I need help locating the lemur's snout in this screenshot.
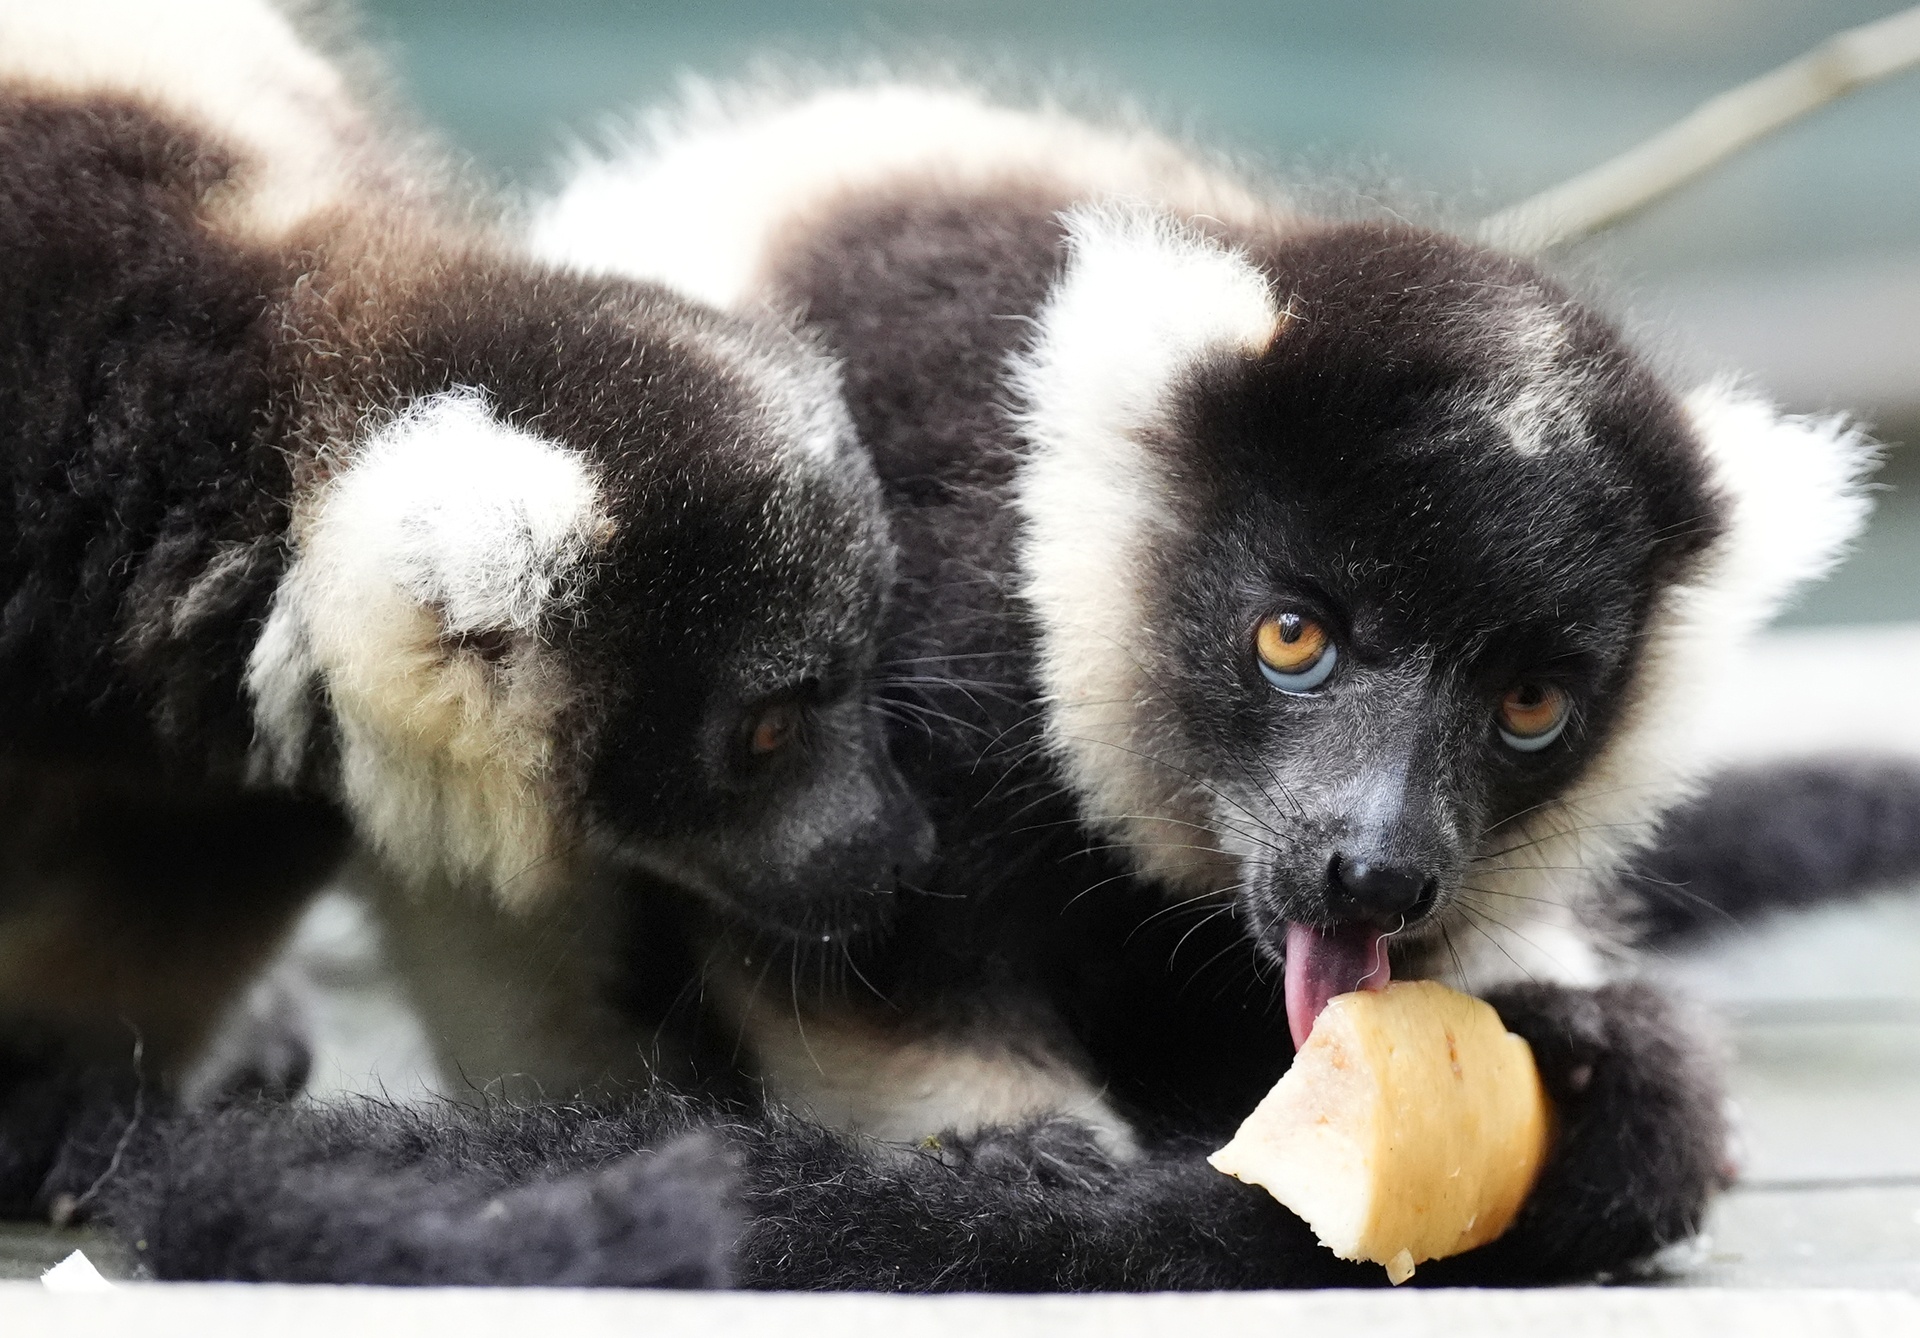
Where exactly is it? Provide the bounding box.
[1324,854,1435,923]
[1276,800,1454,1050]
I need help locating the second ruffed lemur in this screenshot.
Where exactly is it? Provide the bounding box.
[0,1,928,1148]
[531,82,1872,1271]
[530,79,1871,1126]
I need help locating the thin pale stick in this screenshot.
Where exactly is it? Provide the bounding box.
[1481,5,1920,252]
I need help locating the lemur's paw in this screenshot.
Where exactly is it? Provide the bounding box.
[1422,980,1726,1284]
[926,1116,1126,1192]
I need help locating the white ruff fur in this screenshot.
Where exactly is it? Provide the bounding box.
[1440,381,1877,986]
[1013,204,1281,893]
[247,389,610,907]
[530,81,1272,312]
[0,0,374,238]
[358,857,660,1102]
[722,983,1139,1158]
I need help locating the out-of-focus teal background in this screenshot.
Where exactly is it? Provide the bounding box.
[356,0,1920,625]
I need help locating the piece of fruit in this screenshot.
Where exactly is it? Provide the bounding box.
[1208,979,1553,1284]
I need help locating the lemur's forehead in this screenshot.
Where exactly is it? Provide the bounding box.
[1195,461,1651,656]
[410,269,883,561]
[404,264,861,474]
[1176,225,1716,622]
[1249,227,1598,427]
[1166,255,1714,649]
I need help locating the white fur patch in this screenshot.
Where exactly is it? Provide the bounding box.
[322,390,606,637]
[1680,381,1877,626]
[1012,205,1280,891]
[1450,381,1876,979]
[0,0,374,237]
[531,81,1272,312]
[723,987,1139,1159]
[1489,299,1590,456]
[246,389,610,905]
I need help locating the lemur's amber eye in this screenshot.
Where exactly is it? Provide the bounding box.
[1255,613,1337,693]
[747,701,801,757]
[1497,682,1570,752]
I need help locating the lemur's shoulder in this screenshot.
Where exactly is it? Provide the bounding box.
[0,0,431,240]
[532,80,1282,310]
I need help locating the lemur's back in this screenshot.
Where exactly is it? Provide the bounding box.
[0,94,289,761]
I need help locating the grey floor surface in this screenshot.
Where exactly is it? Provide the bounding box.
[5,1284,1920,1338]
[1644,893,1920,1291]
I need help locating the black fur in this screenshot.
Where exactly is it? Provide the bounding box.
[104,1108,736,1287]
[8,75,1831,1290]
[54,188,1741,1290]
[1623,756,1920,944]
[0,96,286,767]
[0,20,923,1156]
[55,979,1719,1289]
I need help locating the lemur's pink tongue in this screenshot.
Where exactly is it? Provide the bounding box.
[1284,921,1391,1050]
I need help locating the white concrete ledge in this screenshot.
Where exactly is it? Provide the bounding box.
[6,1284,1918,1338]
[1700,623,1920,762]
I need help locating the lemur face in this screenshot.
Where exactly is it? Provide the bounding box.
[253,270,930,940]
[570,432,935,943]
[1146,225,1715,938]
[1016,210,1869,1035]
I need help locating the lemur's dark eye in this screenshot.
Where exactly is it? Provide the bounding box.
[1255,612,1337,694]
[746,700,802,757]
[1497,682,1570,752]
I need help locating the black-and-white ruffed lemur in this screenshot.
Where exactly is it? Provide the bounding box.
[0,3,933,1254]
[45,79,1900,1291]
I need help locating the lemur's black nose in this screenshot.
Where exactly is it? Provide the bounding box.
[1326,854,1433,921]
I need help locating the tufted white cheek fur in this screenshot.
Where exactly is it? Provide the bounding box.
[1678,381,1877,625]
[1011,203,1282,893]
[246,389,611,908]
[1446,381,1878,985]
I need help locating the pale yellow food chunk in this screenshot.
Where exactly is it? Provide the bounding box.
[1208,980,1553,1284]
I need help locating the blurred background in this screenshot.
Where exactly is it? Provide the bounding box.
[352,0,1920,626]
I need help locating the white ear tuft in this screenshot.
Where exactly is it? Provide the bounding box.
[1683,380,1878,630]
[319,387,607,634]
[1016,203,1279,444]
[250,389,610,904]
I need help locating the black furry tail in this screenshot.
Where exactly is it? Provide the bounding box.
[1623,756,1920,946]
[46,977,1724,1291]
[0,1049,737,1287]
[71,1098,1359,1291]
[93,1100,739,1287]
